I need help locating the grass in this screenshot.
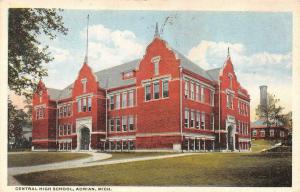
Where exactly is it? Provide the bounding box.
[251,139,276,152]
[14,152,291,187]
[8,152,91,167]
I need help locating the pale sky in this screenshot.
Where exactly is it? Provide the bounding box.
[11,10,292,121]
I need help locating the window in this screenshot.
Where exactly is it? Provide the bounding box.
[201,112,205,129]
[64,124,67,135]
[82,98,87,112]
[227,94,233,109]
[59,125,62,136]
[184,81,189,97]
[110,95,114,110]
[210,113,214,130]
[116,94,120,109]
[260,130,265,137]
[145,84,151,101]
[153,82,160,99]
[152,56,160,75]
[162,81,169,98]
[129,116,134,130]
[184,109,189,128]
[128,91,134,107]
[122,116,127,131]
[210,91,214,106]
[110,119,115,132]
[236,120,240,133]
[196,112,200,129]
[196,85,200,101]
[63,106,67,116]
[67,104,71,116]
[88,97,92,111]
[116,118,121,131]
[280,131,284,137]
[200,86,204,102]
[190,111,195,128]
[67,124,71,135]
[228,74,233,89]
[252,130,257,137]
[77,98,81,112]
[59,107,63,117]
[122,92,127,108]
[81,78,87,93]
[190,83,195,100]
[270,129,274,137]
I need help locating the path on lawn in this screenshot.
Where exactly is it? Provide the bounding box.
[8,152,197,186]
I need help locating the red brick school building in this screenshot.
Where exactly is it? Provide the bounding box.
[32,24,251,152]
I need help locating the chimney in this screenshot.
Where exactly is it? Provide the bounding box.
[259,85,268,107]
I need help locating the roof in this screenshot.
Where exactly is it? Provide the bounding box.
[206,68,221,81]
[174,50,213,81]
[46,45,221,101]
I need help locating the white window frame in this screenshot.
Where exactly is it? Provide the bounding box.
[122,116,127,131]
[162,80,169,98]
[184,81,189,98]
[116,94,120,109]
[201,112,205,129]
[184,109,189,128]
[110,118,115,132]
[128,91,134,107]
[270,129,274,137]
[129,116,134,131]
[110,95,114,110]
[190,110,195,128]
[200,86,204,103]
[196,112,200,129]
[153,81,160,99]
[260,130,265,137]
[190,82,195,100]
[122,92,127,108]
[145,84,151,101]
[87,97,92,111]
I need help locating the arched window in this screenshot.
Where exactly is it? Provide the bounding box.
[228,74,233,89]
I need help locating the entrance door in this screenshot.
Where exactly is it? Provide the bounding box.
[80,127,90,150]
[228,125,234,151]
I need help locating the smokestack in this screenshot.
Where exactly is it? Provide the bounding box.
[259,85,268,107]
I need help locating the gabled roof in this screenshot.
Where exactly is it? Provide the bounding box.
[46,44,222,101]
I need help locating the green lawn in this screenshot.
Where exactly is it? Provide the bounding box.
[251,139,276,152]
[8,152,91,167]
[14,153,291,186]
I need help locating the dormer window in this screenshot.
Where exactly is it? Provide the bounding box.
[38,91,42,103]
[151,56,161,75]
[81,78,87,93]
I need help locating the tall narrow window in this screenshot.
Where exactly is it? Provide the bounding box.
[190,111,195,128]
[153,82,160,99]
[63,106,67,117]
[110,119,115,132]
[184,109,189,128]
[81,78,87,93]
[151,56,160,75]
[59,107,63,117]
[201,112,205,129]
[196,85,200,101]
[128,91,134,107]
[210,113,214,130]
[190,82,194,100]
[145,84,151,101]
[77,98,81,112]
[227,94,233,109]
[82,97,87,112]
[228,74,233,89]
[200,86,204,102]
[184,81,189,97]
[67,104,71,116]
[210,91,214,106]
[59,125,62,136]
[64,124,67,135]
[116,94,120,109]
[196,112,200,129]
[67,124,71,135]
[129,116,134,130]
[110,95,114,110]
[162,81,169,98]
[122,116,127,131]
[122,92,127,108]
[116,118,121,131]
[88,97,92,111]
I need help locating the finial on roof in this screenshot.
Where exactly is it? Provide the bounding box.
[227,46,230,57]
[154,22,160,38]
[84,14,90,64]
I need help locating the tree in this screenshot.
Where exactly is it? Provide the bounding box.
[8,98,30,149]
[255,93,286,127]
[8,8,68,98]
